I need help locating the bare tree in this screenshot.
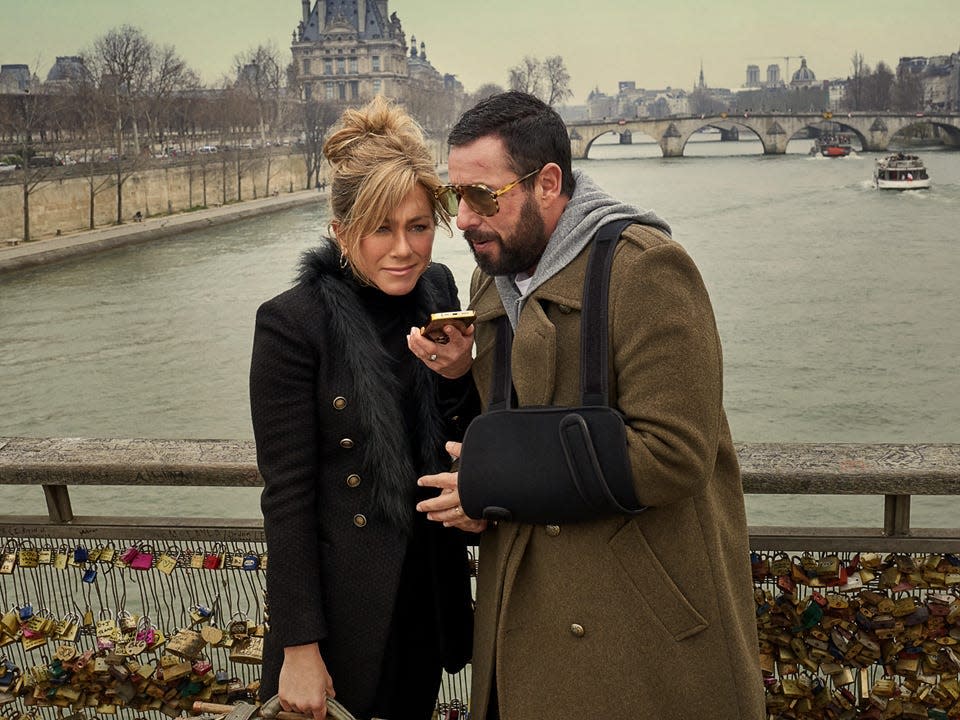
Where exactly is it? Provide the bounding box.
[893,65,924,111]
[846,51,870,111]
[466,83,506,107]
[0,83,64,241]
[66,72,116,228]
[234,42,284,148]
[143,44,199,154]
[300,99,340,190]
[542,56,573,106]
[508,56,544,99]
[866,61,895,111]
[89,25,152,157]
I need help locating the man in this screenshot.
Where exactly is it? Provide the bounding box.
[417,91,764,720]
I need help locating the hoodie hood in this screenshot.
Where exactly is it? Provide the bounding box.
[495,169,671,327]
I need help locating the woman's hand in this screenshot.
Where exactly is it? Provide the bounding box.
[417,441,487,533]
[279,644,336,720]
[407,324,474,379]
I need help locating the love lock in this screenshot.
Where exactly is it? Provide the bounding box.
[192,693,359,720]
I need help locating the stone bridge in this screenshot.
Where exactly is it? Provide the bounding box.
[567,112,960,158]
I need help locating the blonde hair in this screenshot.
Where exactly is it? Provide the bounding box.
[323,96,451,277]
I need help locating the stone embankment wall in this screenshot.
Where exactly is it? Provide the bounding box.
[0,152,310,241]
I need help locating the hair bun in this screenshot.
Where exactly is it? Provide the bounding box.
[323,96,427,169]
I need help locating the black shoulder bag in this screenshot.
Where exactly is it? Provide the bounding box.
[458,219,647,523]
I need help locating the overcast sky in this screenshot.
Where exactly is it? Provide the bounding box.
[4,0,959,102]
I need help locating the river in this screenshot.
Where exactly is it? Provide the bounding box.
[2,134,958,528]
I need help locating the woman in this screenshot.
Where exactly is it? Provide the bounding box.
[250,97,478,720]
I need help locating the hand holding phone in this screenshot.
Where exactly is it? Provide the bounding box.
[421,310,476,344]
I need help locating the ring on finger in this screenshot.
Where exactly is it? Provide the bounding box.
[429,353,438,361]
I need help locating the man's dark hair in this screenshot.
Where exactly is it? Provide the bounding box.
[448,91,575,197]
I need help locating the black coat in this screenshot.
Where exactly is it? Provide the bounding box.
[250,243,474,710]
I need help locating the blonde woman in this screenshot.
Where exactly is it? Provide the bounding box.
[250,97,478,720]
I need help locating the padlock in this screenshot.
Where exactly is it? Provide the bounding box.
[98,543,116,564]
[189,603,214,626]
[0,541,18,575]
[228,616,250,640]
[82,567,98,583]
[73,545,89,563]
[156,547,180,575]
[161,660,193,681]
[200,624,224,645]
[203,543,225,570]
[119,544,140,565]
[129,545,154,570]
[229,635,263,665]
[241,551,260,571]
[53,544,69,570]
[17,543,39,568]
[165,627,206,659]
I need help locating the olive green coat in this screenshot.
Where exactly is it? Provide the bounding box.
[466,224,764,720]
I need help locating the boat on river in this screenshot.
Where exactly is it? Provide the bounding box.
[873,152,931,190]
[810,133,853,157]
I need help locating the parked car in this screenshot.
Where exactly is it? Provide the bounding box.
[198,145,218,154]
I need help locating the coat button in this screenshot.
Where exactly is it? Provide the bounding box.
[353,514,367,528]
[545,524,561,537]
[570,623,585,638]
[558,304,572,314]
[346,474,361,488]
[333,396,347,410]
[339,438,354,449]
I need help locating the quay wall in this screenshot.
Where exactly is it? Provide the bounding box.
[0,152,310,241]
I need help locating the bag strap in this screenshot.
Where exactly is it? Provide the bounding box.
[488,219,634,410]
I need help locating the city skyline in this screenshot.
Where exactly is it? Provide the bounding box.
[3,0,959,101]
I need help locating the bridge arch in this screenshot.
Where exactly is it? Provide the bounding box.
[567,113,960,158]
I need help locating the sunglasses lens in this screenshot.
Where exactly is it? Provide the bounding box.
[461,186,498,216]
[435,187,460,215]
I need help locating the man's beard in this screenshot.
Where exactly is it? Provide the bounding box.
[464,194,550,277]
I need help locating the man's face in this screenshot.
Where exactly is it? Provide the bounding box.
[447,136,550,277]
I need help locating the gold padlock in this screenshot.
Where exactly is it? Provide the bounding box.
[229,635,263,665]
[156,548,180,575]
[165,628,206,659]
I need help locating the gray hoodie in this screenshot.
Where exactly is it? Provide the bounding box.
[495,169,671,327]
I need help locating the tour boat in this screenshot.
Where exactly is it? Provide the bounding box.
[810,133,853,157]
[873,152,931,190]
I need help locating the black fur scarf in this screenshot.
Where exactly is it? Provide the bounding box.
[296,241,451,533]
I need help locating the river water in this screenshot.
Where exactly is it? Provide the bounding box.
[2,134,959,528]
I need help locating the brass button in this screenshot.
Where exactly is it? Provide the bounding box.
[339,438,354,449]
[570,623,585,638]
[353,514,367,528]
[346,474,361,488]
[545,524,561,537]
[333,396,347,410]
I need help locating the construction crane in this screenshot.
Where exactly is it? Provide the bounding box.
[750,55,806,81]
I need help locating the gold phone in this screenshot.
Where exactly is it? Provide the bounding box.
[421,310,476,344]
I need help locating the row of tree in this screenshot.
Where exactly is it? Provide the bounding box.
[0,21,580,242]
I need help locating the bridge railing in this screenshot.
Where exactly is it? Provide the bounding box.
[1,438,959,718]
[2,438,958,548]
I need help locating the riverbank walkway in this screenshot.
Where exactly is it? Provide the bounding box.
[0,188,324,274]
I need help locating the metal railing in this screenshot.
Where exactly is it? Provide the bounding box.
[2,438,960,719]
[2,438,959,548]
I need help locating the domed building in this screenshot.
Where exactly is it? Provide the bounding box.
[790,58,818,88]
[45,56,90,89]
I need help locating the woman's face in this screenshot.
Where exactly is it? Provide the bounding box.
[345,185,435,296]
